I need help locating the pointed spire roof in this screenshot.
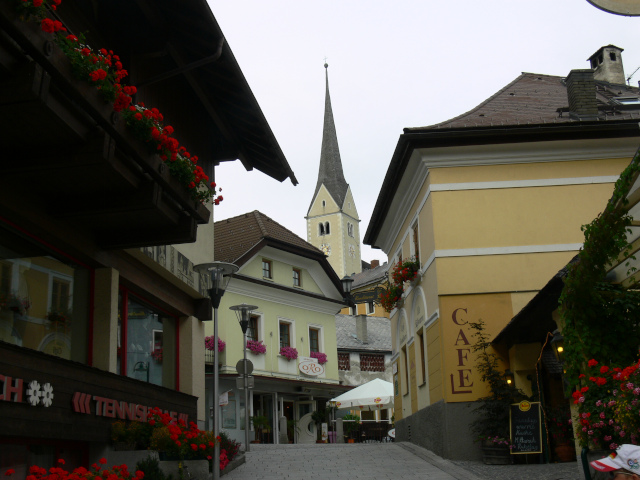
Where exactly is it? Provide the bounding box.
[309,63,349,212]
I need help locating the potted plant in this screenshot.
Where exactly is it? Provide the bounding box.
[250,415,269,443]
[342,414,360,443]
[312,406,329,443]
[469,319,528,464]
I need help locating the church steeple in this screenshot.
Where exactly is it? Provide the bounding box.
[306,63,361,279]
[308,63,348,214]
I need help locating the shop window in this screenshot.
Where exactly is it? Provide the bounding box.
[279,321,291,348]
[118,289,176,389]
[0,223,91,363]
[309,327,320,353]
[360,353,385,372]
[338,352,350,371]
[262,259,272,279]
[293,268,301,287]
[247,315,259,342]
[221,391,237,429]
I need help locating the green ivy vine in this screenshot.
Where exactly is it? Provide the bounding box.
[559,147,640,385]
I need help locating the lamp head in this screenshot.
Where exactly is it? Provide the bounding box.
[230,303,258,334]
[194,262,239,309]
[550,329,565,363]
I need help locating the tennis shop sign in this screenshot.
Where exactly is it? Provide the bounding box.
[1,373,188,423]
[73,392,189,423]
[1,374,55,407]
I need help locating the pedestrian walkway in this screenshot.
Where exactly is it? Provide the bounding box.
[222,442,582,480]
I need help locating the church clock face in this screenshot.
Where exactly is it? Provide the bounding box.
[349,244,356,258]
[321,243,331,256]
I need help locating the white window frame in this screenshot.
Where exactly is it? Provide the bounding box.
[308,324,323,353]
[278,317,296,349]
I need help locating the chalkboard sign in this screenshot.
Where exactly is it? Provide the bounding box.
[509,401,542,454]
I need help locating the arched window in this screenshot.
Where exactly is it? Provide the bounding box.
[348,223,353,237]
[325,222,330,234]
[319,223,325,236]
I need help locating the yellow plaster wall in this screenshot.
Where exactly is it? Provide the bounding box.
[435,251,576,295]
[508,342,541,397]
[240,256,323,295]
[429,158,629,184]
[214,290,340,382]
[431,184,616,251]
[426,320,443,403]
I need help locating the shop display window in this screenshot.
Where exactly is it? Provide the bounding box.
[0,224,91,363]
[117,289,177,389]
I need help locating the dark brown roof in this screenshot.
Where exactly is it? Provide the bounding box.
[72,0,297,186]
[214,211,323,264]
[408,73,640,132]
[364,72,640,249]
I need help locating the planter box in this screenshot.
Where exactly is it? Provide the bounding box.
[106,450,159,468]
[277,356,297,375]
[159,459,209,479]
[0,5,210,248]
[481,443,511,465]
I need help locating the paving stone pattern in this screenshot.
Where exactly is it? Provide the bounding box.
[222,442,583,480]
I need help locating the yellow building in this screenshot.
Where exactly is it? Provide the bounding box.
[211,211,349,445]
[363,45,640,459]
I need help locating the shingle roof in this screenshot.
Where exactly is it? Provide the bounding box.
[352,262,389,289]
[335,314,392,352]
[214,210,322,264]
[407,73,640,132]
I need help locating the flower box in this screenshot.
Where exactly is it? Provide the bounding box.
[0,6,210,248]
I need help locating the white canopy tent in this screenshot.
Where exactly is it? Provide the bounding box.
[329,378,394,411]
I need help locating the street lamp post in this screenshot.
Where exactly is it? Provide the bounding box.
[194,262,238,480]
[230,303,258,453]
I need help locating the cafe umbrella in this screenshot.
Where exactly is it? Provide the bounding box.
[329,378,394,411]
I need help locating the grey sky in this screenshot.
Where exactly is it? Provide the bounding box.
[208,0,640,264]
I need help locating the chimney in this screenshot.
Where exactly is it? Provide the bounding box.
[566,69,598,121]
[588,45,625,84]
[356,314,368,344]
[371,260,380,269]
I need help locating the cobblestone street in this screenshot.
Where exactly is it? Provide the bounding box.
[222,442,582,480]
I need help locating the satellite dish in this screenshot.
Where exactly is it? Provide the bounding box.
[586,0,640,16]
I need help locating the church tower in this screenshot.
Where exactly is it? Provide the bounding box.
[306,63,361,279]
